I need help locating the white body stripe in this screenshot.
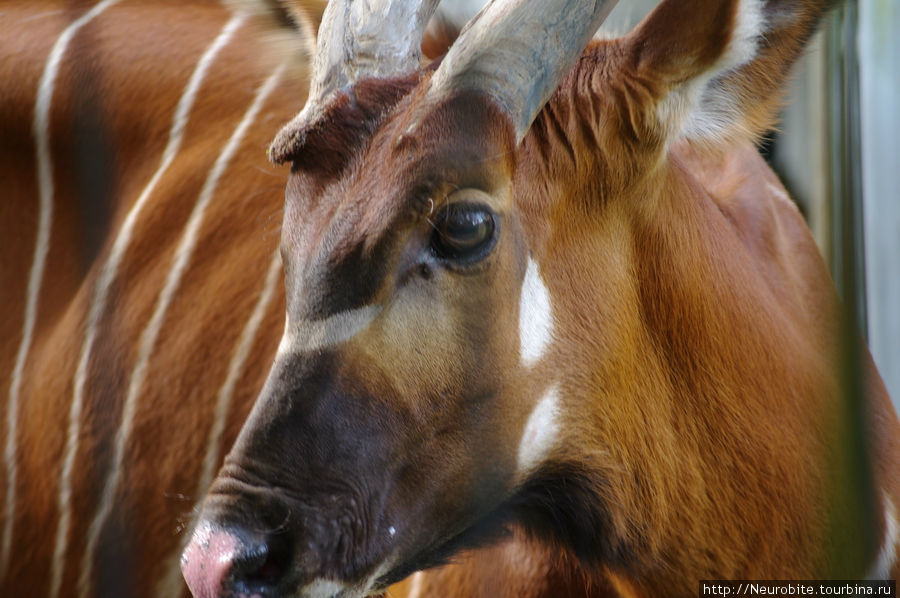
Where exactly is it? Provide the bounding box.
[1,0,122,581]
[868,494,898,580]
[519,258,554,367]
[516,385,561,476]
[77,61,286,598]
[47,15,246,598]
[277,305,382,356]
[152,251,283,598]
[199,252,283,501]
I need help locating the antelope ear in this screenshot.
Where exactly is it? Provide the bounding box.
[626,0,832,148]
[422,11,462,60]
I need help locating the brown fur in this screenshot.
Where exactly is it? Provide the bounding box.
[257,0,898,594]
[385,1,898,593]
[4,1,898,597]
[0,2,310,596]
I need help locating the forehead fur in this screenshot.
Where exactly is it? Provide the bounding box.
[282,75,517,258]
[286,76,516,189]
[278,75,516,324]
[279,75,422,182]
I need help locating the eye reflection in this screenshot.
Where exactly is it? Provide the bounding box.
[430,203,497,263]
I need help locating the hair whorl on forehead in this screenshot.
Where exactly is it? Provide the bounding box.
[274,76,421,175]
[269,0,440,164]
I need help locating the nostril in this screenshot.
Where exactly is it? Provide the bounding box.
[182,524,293,598]
[230,533,292,592]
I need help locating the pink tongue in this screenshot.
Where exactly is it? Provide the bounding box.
[181,524,241,598]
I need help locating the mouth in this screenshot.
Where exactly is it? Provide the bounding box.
[185,460,526,598]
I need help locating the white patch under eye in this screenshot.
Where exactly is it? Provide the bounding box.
[516,385,560,475]
[278,305,381,356]
[519,259,554,367]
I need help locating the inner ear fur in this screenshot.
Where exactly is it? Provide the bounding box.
[617,0,835,149]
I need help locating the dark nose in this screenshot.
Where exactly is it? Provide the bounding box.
[181,522,292,598]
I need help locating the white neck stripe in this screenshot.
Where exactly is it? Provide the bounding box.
[519,258,554,367]
[516,385,561,476]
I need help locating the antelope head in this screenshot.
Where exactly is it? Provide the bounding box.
[183,0,855,595]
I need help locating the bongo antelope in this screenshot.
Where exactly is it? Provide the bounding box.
[179,0,900,597]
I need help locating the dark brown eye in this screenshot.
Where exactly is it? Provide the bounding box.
[430,203,497,263]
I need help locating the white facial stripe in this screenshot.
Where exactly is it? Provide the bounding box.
[278,305,381,356]
[519,258,554,367]
[516,385,561,476]
[868,493,898,580]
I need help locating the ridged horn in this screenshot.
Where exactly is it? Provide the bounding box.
[270,0,440,162]
[423,0,619,143]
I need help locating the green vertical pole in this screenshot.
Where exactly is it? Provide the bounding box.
[825,0,878,577]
